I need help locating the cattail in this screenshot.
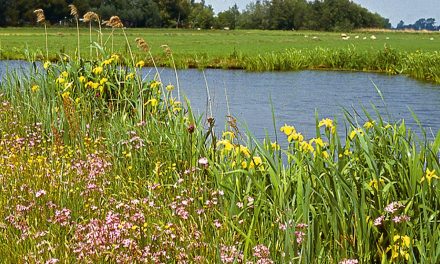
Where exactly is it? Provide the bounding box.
[103,16,123,28]
[135,37,150,52]
[33,9,45,23]
[161,44,172,56]
[68,4,79,19]
[83,11,99,23]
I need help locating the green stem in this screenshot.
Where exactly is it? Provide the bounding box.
[76,19,80,60]
[122,28,135,66]
[89,22,92,58]
[44,23,48,59]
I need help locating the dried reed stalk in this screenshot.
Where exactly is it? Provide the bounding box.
[103,16,124,28]
[34,9,48,59]
[69,4,80,59]
[68,4,78,19]
[83,11,102,58]
[135,37,150,53]
[33,9,45,23]
[104,16,134,66]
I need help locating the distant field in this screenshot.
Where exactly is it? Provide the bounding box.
[0,27,439,60]
[1,27,440,83]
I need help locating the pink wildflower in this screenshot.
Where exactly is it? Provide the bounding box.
[373,215,385,226]
[295,231,306,245]
[339,259,359,264]
[220,245,243,263]
[392,215,411,223]
[384,202,404,214]
[253,244,270,259]
[198,157,209,168]
[214,219,222,229]
[36,189,46,198]
[54,208,71,226]
[296,223,308,229]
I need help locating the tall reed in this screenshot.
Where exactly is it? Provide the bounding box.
[68,4,80,60]
[104,16,134,66]
[83,11,100,58]
[33,9,48,59]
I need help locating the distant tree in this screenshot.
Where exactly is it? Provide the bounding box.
[239,1,270,29]
[0,0,392,30]
[397,18,437,31]
[215,4,240,29]
[155,0,192,28]
[188,1,214,29]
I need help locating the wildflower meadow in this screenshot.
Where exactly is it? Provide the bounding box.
[0,7,439,264]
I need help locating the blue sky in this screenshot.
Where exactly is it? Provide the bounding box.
[204,0,439,27]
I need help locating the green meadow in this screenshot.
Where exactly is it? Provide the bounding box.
[1,27,440,83]
[0,28,439,57]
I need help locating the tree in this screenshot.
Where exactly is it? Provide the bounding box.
[155,0,192,28]
[215,4,240,29]
[0,0,391,30]
[239,1,270,29]
[188,1,214,29]
[396,20,405,29]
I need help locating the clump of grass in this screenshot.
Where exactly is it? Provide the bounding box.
[242,47,440,83]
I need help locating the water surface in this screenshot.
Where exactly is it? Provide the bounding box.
[143,68,440,140]
[1,61,439,141]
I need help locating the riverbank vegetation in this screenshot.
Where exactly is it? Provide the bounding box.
[1,27,440,83]
[0,14,440,263]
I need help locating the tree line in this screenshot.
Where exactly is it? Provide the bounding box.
[396,18,439,31]
[0,0,391,31]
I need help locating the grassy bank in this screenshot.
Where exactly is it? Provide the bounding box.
[0,37,439,263]
[1,28,440,83]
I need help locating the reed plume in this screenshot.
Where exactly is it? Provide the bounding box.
[69,4,81,60]
[68,4,78,19]
[83,11,99,23]
[33,9,45,23]
[103,16,124,28]
[83,11,102,58]
[102,16,123,54]
[34,9,48,59]
[104,16,134,66]
[135,37,150,53]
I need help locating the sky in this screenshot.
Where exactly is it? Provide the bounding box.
[204,0,440,27]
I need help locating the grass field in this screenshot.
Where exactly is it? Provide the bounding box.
[0,27,439,60]
[2,27,440,83]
